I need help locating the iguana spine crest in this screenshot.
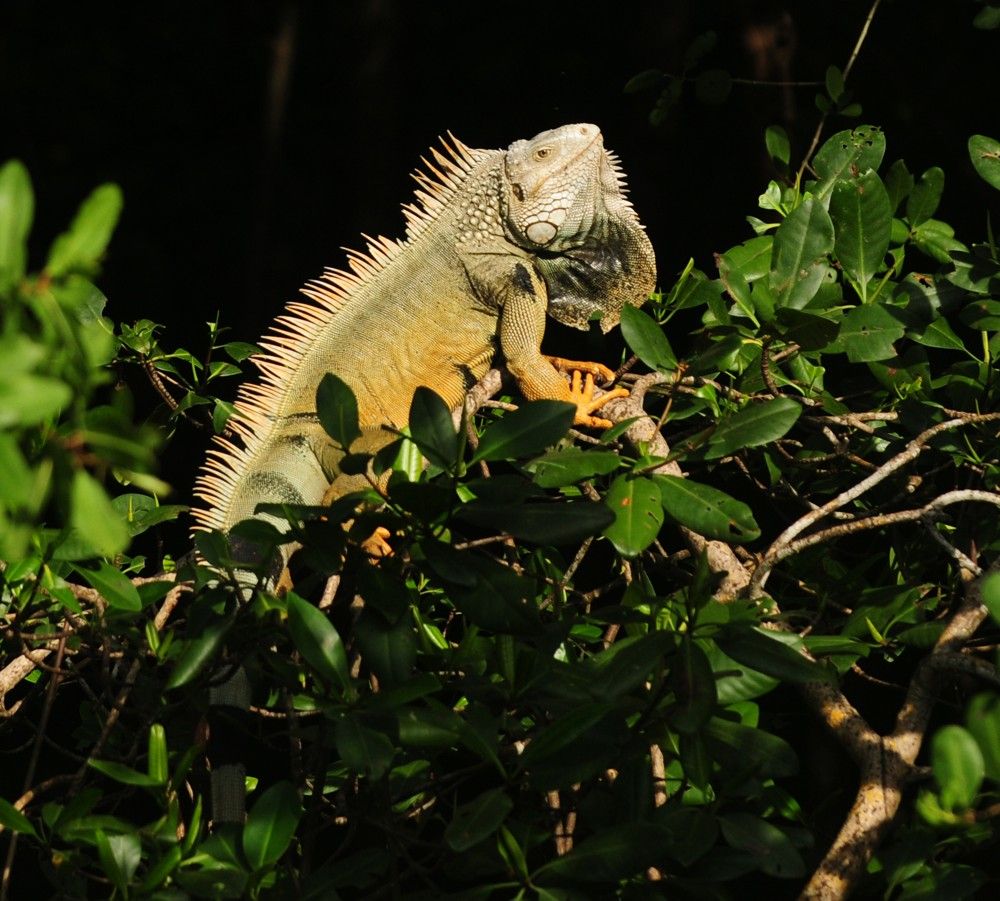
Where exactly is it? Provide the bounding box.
[192,134,488,532]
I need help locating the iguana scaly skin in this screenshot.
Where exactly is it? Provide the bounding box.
[192,124,655,823]
[194,123,655,548]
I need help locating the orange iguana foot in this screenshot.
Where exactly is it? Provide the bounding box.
[361,526,393,559]
[566,369,628,430]
[545,355,617,384]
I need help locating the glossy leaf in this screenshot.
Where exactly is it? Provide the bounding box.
[76,560,142,611]
[654,474,760,542]
[45,183,123,278]
[530,447,622,487]
[968,134,1000,190]
[165,615,232,691]
[316,373,361,449]
[620,303,676,370]
[830,169,892,298]
[286,591,350,691]
[0,159,33,291]
[148,724,168,784]
[703,396,801,460]
[408,385,458,469]
[769,196,835,309]
[471,400,575,463]
[444,787,513,852]
[932,725,984,810]
[242,781,303,870]
[88,758,163,787]
[601,473,664,556]
[714,626,836,684]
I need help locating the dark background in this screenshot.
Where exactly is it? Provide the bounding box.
[2,0,996,494]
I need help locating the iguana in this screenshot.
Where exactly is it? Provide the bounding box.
[192,123,656,821]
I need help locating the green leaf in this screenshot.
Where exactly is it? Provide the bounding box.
[836,303,905,362]
[912,218,966,264]
[670,638,718,733]
[969,134,1000,190]
[165,615,232,691]
[884,159,914,213]
[521,703,617,767]
[718,813,805,879]
[334,716,395,779]
[45,183,123,278]
[471,400,574,463]
[69,471,130,557]
[704,717,799,778]
[408,386,458,469]
[444,787,514,852]
[774,307,839,350]
[932,725,984,810]
[654,474,760,543]
[601,473,664,557]
[286,591,350,691]
[0,373,72,428]
[456,499,613,545]
[590,630,676,699]
[966,693,1000,783]
[703,396,801,460]
[0,160,34,292]
[906,166,945,226]
[910,317,966,353]
[974,6,1000,29]
[620,304,676,370]
[765,126,790,167]
[316,373,361,449]
[825,65,844,102]
[694,68,732,105]
[830,169,892,299]
[0,797,37,837]
[769,196,835,309]
[534,822,672,884]
[530,447,622,487]
[76,560,142,611]
[242,781,303,870]
[714,626,836,684]
[812,126,886,202]
[353,607,416,685]
[88,758,163,787]
[148,724,168,784]
[981,572,1000,625]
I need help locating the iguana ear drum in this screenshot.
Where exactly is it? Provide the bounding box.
[526,221,557,245]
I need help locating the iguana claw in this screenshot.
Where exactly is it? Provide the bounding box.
[545,355,617,384]
[566,369,629,430]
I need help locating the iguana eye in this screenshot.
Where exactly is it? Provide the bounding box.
[533,147,551,161]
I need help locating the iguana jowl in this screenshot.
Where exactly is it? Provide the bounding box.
[194,123,655,552]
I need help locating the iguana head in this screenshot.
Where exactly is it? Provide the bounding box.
[502,124,655,332]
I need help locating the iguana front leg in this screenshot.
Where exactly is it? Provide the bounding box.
[496,262,627,429]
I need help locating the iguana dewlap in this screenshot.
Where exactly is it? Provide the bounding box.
[193,123,656,547]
